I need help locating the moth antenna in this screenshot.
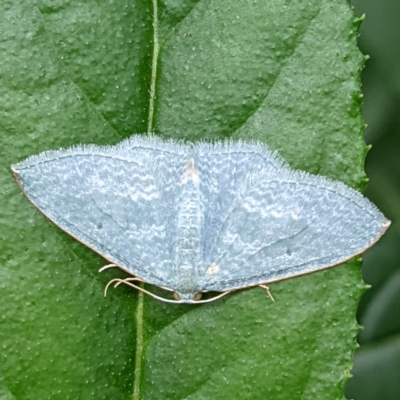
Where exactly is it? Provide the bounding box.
[114,277,147,285]
[157,285,176,293]
[113,277,147,288]
[194,290,233,303]
[107,278,235,304]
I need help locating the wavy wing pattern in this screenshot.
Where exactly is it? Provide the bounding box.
[12,135,389,300]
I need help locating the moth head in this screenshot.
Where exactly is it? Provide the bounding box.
[173,292,203,303]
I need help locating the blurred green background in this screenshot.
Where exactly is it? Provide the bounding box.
[346,0,400,399]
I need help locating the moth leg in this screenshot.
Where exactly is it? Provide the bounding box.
[98,264,119,273]
[258,284,275,302]
[104,277,145,297]
[108,279,186,304]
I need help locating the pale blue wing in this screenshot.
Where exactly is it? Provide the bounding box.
[194,141,286,268]
[200,167,389,292]
[12,136,188,287]
[12,136,390,301]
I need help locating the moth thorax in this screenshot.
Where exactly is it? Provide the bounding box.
[176,166,203,250]
[174,160,203,283]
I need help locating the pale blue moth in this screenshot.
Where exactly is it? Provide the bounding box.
[11,135,390,304]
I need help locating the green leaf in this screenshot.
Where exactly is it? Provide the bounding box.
[0,0,366,398]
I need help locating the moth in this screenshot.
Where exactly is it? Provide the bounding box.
[11,136,389,304]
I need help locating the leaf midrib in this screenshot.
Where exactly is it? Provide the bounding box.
[133,0,159,398]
